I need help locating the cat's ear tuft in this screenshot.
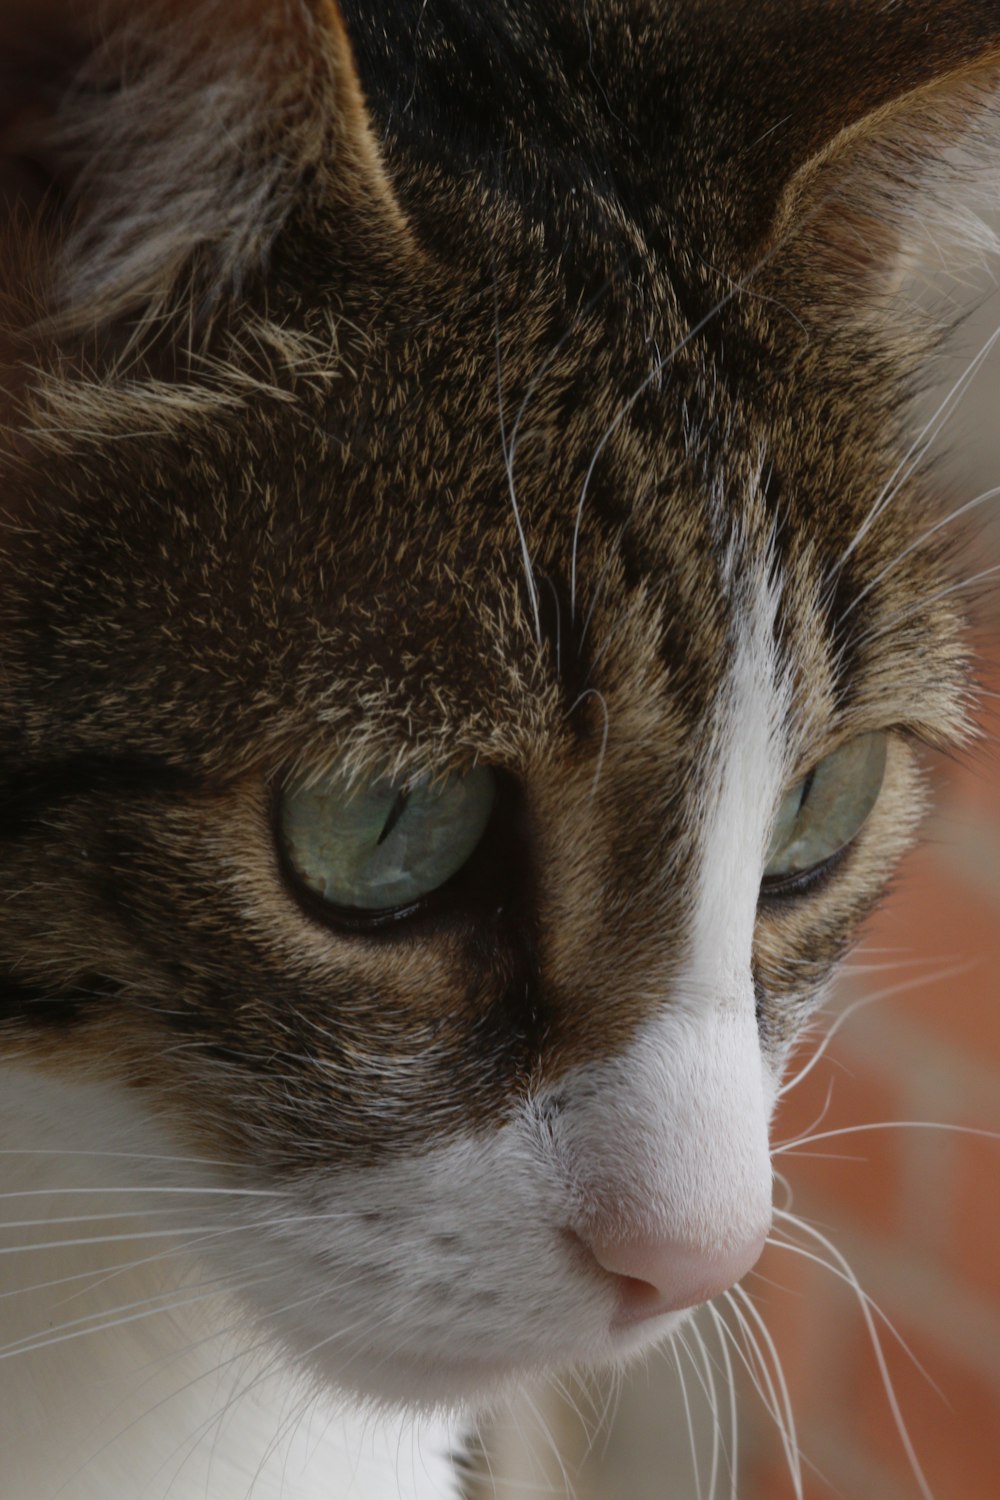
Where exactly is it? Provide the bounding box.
[0,0,406,340]
[718,7,1000,309]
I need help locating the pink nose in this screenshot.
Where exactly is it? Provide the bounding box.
[588,1231,768,1323]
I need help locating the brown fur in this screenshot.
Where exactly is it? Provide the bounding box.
[0,0,992,1254]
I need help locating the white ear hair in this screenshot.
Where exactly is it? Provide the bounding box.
[778,67,1000,307]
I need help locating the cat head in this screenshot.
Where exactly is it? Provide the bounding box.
[0,0,996,1407]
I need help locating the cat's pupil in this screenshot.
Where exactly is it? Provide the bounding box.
[376,788,409,847]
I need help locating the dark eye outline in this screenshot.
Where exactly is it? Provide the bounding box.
[270,768,526,937]
[758,839,854,904]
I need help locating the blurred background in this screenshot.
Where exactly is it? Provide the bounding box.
[469,266,1000,1499]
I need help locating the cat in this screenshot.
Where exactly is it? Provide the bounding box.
[1,2,997,1497]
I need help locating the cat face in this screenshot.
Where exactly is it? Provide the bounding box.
[0,0,995,1415]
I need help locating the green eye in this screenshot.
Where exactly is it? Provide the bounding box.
[763,732,887,886]
[279,765,496,914]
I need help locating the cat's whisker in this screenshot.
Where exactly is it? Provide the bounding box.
[69,1290,336,1497]
[0,1147,261,1169]
[55,1247,300,1324]
[1,1278,243,1371]
[0,1266,283,1362]
[671,1334,706,1500]
[775,1077,837,1157]
[0,1204,265,1231]
[837,954,935,972]
[0,1224,249,1256]
[0,1183,281,1200]
[772,1208,938,1499]
[130,1260,434,1485]
[684,1319,725,1500]
[569,276,744,620]
[564,687,610,797]
[844,482,1000,618]
[492,259,542,648]
[717,1291,801,1492]
[546,1370,593,1464]
[777,959,974,1098]
[587,1367,621,1457]
[113,1275,344,1403]
[705,1302,740,1500]
[830,318,1000,578]
[729,1285,804,1498]
[774,1119,1000,1153]
[515,1379,582,1500]
[243,1384,320,1500]
[860,560,1000,645]
[0,1213,291,1308]
[766,1225,944,1401]
[775,1147,870,1162]
[0,1207,358,1257]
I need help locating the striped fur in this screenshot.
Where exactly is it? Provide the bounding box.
[1,3,996,1496]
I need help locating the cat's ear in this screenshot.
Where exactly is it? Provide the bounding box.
[717,6,1000,305]
[0,0,407,341]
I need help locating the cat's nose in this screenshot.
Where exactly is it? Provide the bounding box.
[588,1230,768,1322]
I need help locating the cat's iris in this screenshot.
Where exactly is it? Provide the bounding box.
[279,766,496,913]
[762,732,887,888]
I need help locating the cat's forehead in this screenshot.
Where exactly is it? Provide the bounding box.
[3,147,966,786]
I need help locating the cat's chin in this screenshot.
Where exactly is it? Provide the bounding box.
[283,1305,695,1412]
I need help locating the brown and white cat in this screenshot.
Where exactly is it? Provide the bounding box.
[1,3,997,1497]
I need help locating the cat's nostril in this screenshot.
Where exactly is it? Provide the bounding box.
[588,1231,768,1323]
[613,1273,676,1322]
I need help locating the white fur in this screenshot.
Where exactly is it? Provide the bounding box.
[541,562,787,1258]
[0,1069,459,1500]
[0,570,790,1498]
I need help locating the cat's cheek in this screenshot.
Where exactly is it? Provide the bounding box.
[220,1131,626,1404]
[225,997,776,1404]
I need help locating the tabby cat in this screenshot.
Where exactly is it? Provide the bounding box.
[1,2,997,1496]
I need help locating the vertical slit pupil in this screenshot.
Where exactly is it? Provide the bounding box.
[376,788,409,846]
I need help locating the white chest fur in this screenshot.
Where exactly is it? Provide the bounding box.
[0,1069,458,1500]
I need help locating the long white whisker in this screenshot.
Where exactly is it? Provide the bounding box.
[778,961,974,1098]
[565,686,610,797]
[688,1319,723,1500]
[0,1207,354,1257]
[844,483,1000,616]
[62,1289,336,1496]
[718,1291,797,1481]
[730,1285,803,1498]
[0,1184,280,1201]
[766,1227,944,1400]
[775,1119,1000,1152]
[772,1209,936,1499]
[569,281,742,619]
[492,264,542,645]
[0,1269,280,1362]
[672,1333,705,1500]
[862,561,1000,643]
[705,1302,740,1500]
[831,319,1000,575]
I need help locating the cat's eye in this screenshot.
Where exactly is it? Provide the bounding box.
[762,732,887,891]
[278,765,497,916]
